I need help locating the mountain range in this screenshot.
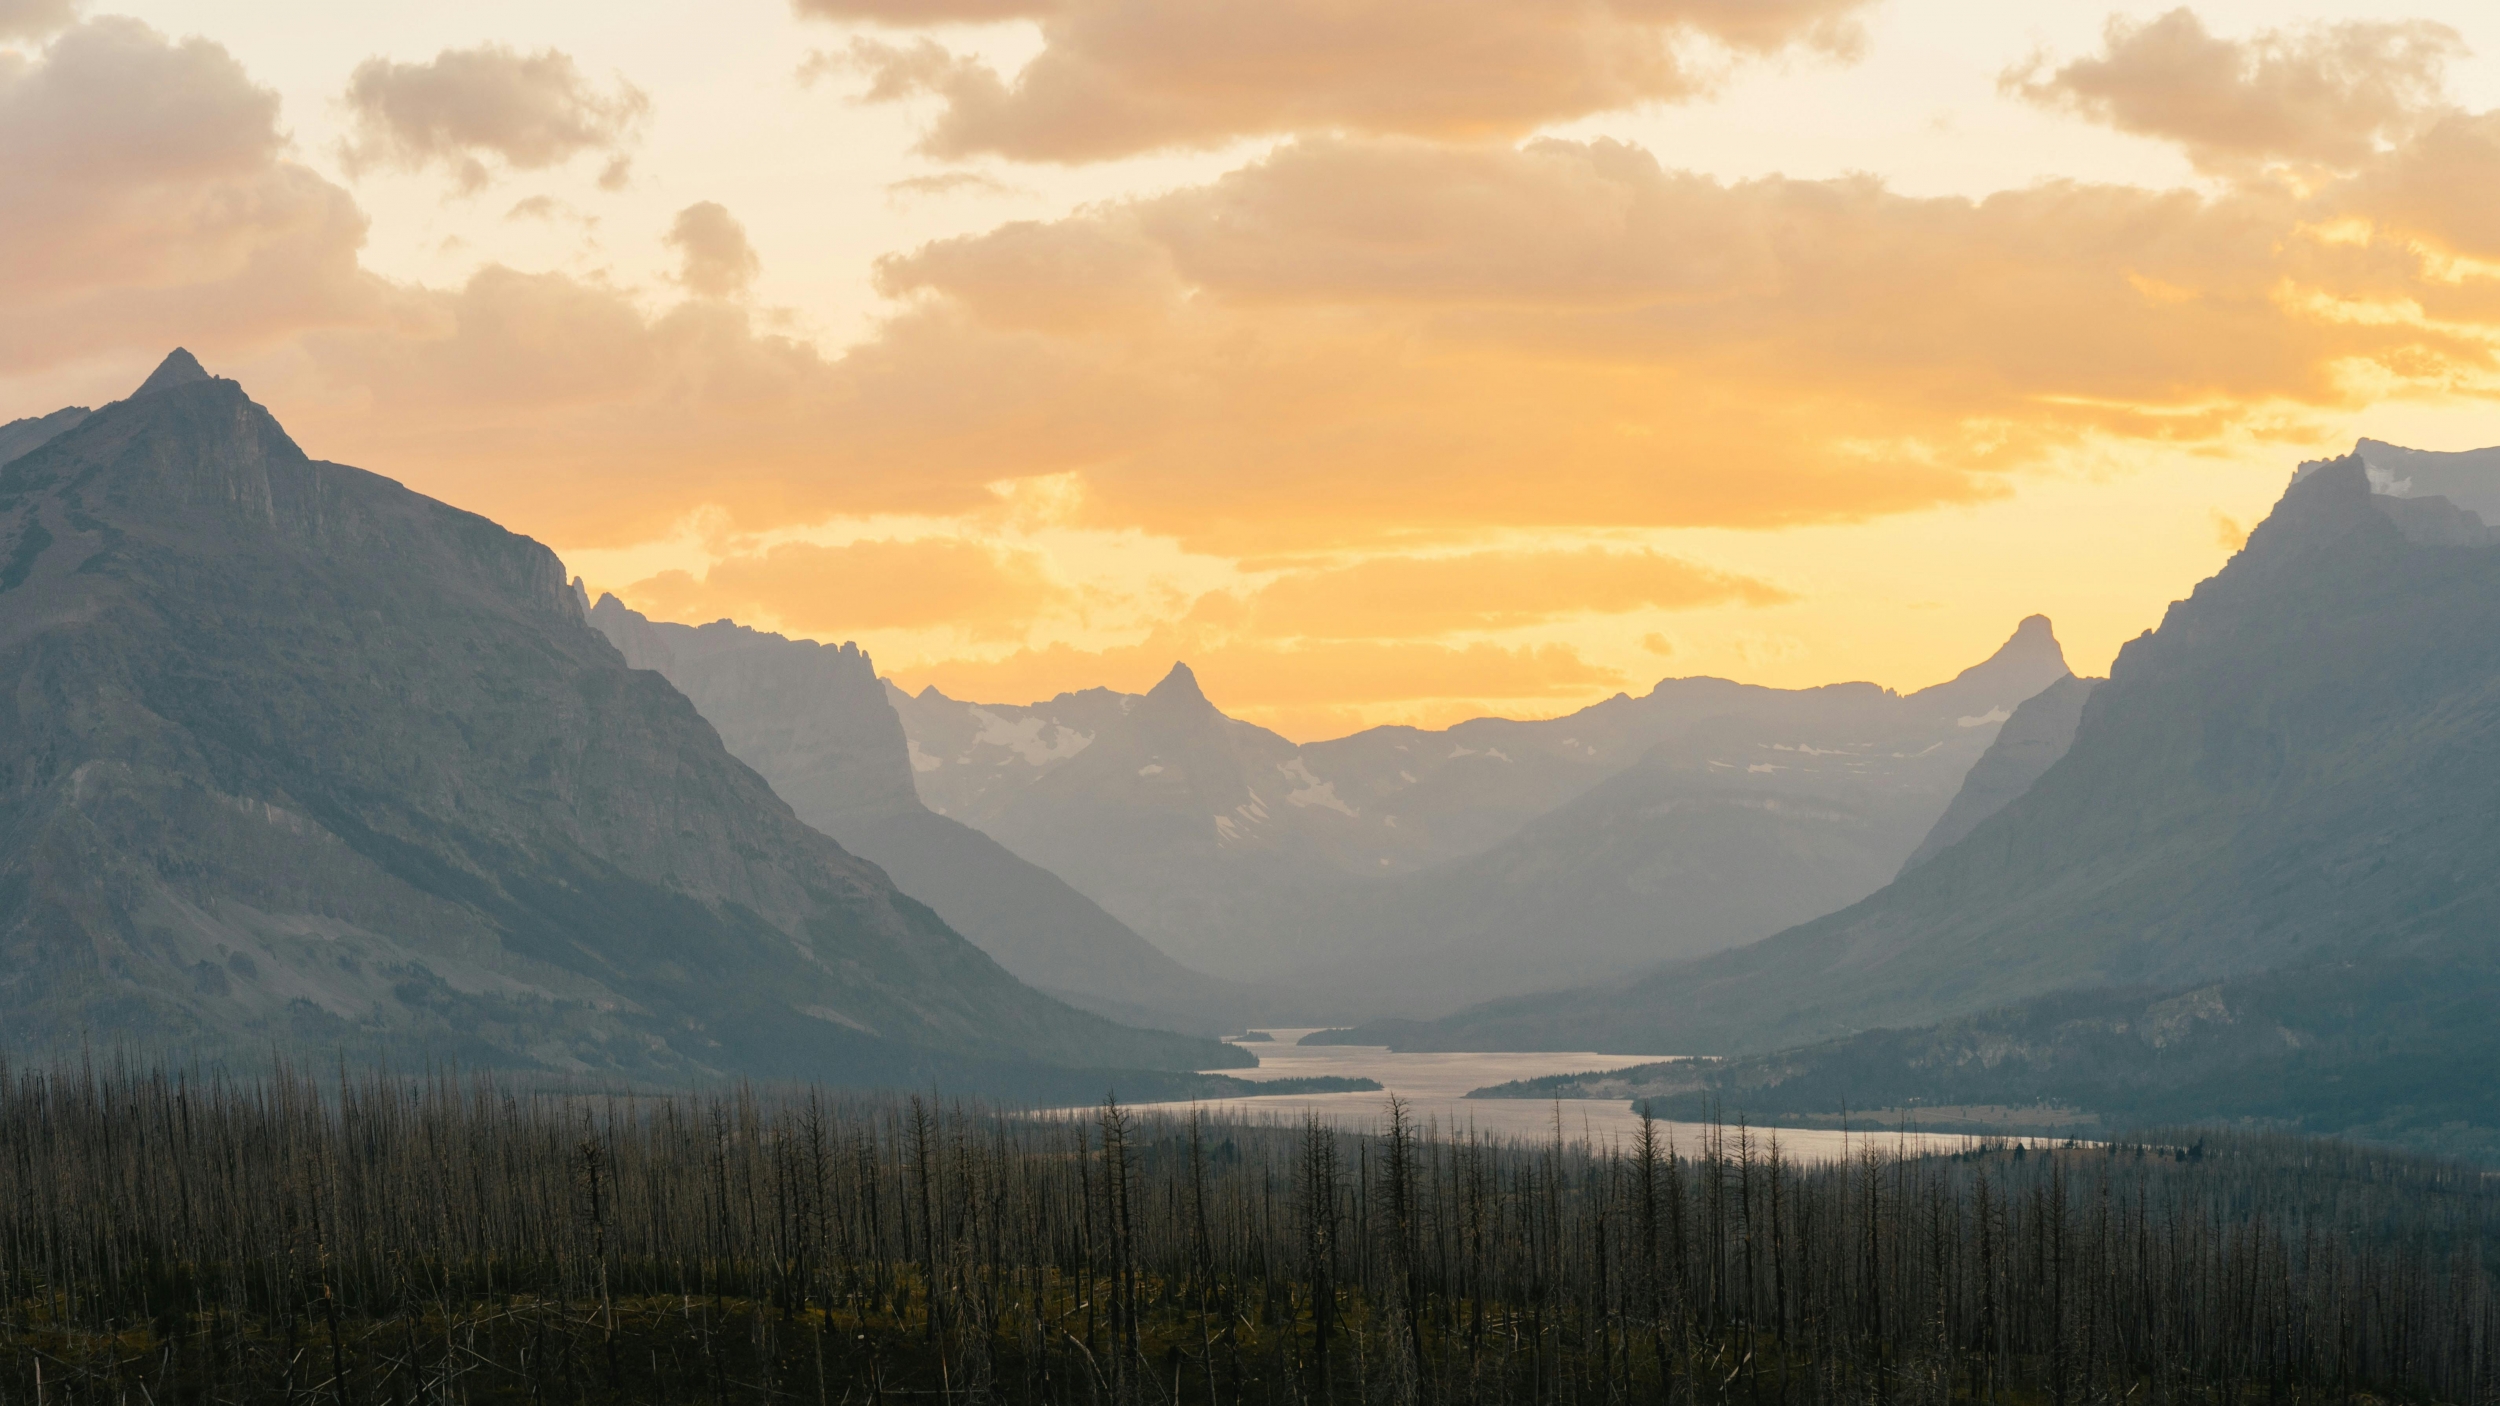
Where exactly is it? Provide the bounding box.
[0,352,1240,1090]
[23,351,2500,1150]
[889,622,2068,1014]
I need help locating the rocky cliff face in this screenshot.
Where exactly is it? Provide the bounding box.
[590,605,926,824]
[0,352,1233,1084]
[585,599,1258,1035]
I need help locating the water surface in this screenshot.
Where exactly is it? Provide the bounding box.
[1124,1029,1998,1162]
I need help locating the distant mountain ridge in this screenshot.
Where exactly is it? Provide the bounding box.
[586,599,1258,1034]
[0,352,1237,1086]
[889,619,2069,1010]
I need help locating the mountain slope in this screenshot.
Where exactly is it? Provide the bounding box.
[1354,450,2500,1054]
[1483,954,2500,1158]
[0,407,87,468]
[922,664,1369,979]
[1898,672,2098,874]
[585,600,1257,1033]
[0,351,1234,1083]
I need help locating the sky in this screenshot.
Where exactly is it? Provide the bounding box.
[6,0,2500,739]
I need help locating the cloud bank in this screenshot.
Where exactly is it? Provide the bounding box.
[2007,9,2463,172]
[339,43,649,193]
[817,0,1873,162]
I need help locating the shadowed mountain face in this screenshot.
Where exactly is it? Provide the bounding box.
[585,598,1257,1035]
[0,353,1234,1084]
[1361,451,2500,1056]
[893,622,2067,1003]
[1898,672,2098,875]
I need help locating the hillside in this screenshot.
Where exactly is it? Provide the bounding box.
[0,351,1240,1086]
[1479,954,2500,1158]
[586,600,1257,1033]
[1345,451,2500,1054]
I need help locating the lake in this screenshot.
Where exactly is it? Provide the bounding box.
[1121,1028,2005,1162]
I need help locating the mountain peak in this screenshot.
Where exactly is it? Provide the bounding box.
[1966,613,2067,680]
[1148,661,1210,708]
[1908,614,2070,711]
[1997,613,2060,660]
[132,348,211,399]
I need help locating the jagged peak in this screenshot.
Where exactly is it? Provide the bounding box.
[132,349,211,399]
[2257,454,2373,540]
[1147,661,1211,709]
[1994,614,2062,662]
[1909,614,2070,708]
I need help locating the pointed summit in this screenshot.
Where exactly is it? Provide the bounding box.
[1147,661,1210,709]
[1965,614,2066,677]
[131,349,211,399]
[1995,614,2061,662]
[1910,614,2070,712]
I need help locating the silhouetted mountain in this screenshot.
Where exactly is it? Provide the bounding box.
[585,599,1258,1034]
[1898,672,2098,874]
[1353,447,2500,1056]
[0,353,1237,1086]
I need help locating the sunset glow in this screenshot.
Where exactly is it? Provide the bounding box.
[8,0,2500,736]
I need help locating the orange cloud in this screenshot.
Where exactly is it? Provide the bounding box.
[2347,110,2500,259]
[836,136,2490,546]
[664,202,762,300]
[339,44,649,194]
[820,0,1871,162]
[0,19,377,373]
[796,0,1048,21]
[0,0,75,41]
[220,129,2500,559]
[12,19,2500,605]
[619,537,1063,641]
[2006,9,2463,173]
[1244,547,1789,639]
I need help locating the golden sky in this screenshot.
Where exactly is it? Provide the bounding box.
[6,0,2500,738]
